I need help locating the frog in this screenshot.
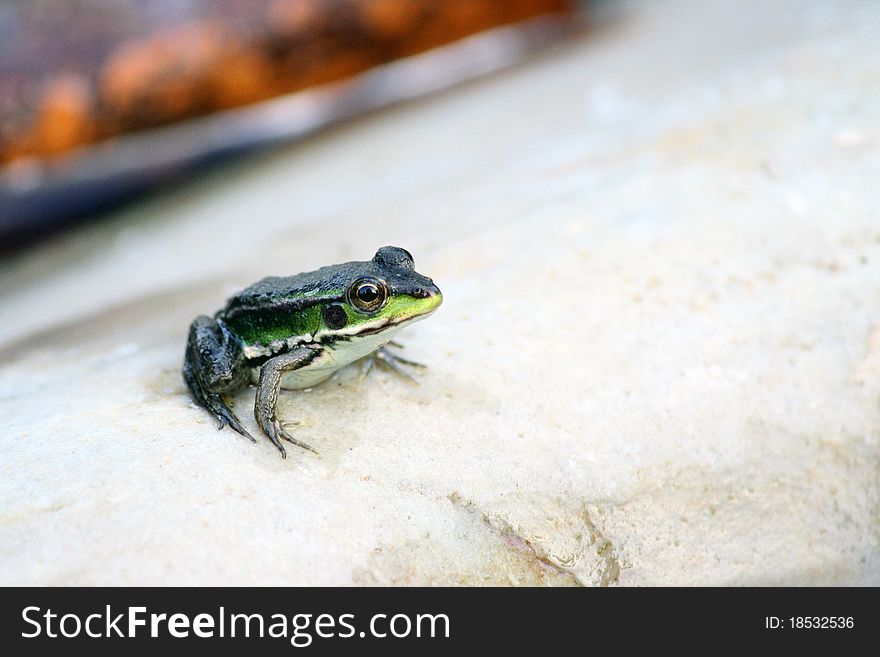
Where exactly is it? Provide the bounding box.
[182,246,442,458]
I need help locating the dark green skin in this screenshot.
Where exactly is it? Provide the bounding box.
[182,246,441,458]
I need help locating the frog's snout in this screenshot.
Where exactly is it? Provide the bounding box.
[411,284,439,299]
[410,283,442,309]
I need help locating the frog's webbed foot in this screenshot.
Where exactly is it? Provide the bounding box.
[361,344,426,385]
[187,384,256,444]
[210,394,256,443]
[258,418,318,459]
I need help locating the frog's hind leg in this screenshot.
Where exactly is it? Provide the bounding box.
[183,362,252,440]
[183,315,254,443]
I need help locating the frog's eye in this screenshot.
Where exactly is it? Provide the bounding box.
[347,277,388,313]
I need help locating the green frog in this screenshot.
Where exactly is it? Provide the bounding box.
[182,246,442,458]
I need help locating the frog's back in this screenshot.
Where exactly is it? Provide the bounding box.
[217,263,359,347]
[222,263,358,314]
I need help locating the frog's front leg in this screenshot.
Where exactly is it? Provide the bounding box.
[255,346,323,458]
[360,344,426,384]
[183,315,253,441]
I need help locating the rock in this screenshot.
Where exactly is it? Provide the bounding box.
[0,0,878,585]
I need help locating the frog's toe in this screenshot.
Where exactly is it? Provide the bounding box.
[257,415,317,458]
[258,421,287,458]
[277,423,319,456]
[358,356,375,381]
[224,416,257,444]
[383,352,426,369]
[203,394,256,443]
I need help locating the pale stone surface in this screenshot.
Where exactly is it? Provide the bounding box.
[1,0,878,585]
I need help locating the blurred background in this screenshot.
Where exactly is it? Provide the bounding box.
[0,0,577,250]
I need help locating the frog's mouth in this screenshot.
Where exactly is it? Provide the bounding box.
[353,307,438,338]
[325,289,442,342]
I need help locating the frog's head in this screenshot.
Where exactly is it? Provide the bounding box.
[319,246,442,338]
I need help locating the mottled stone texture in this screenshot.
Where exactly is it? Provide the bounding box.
[0,0,878,585]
